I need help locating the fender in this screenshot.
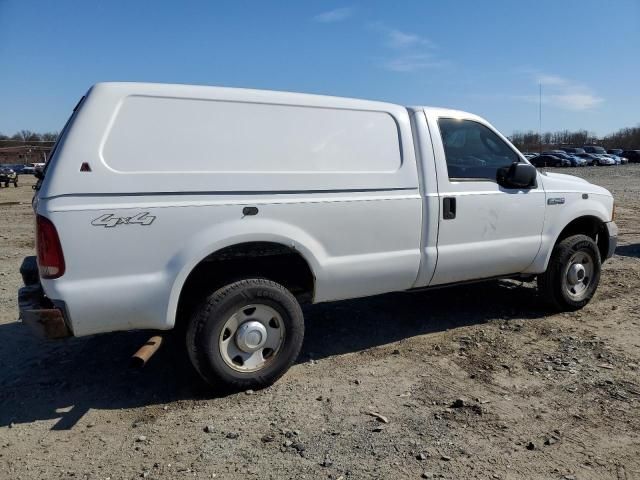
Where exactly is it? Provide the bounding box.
[523,193,612,274]
[164,217,325,329]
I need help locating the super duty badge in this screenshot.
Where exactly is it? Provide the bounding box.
[91,212,156,228]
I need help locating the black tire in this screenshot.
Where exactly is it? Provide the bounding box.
[538,234,601,311]
[186,278,304,391]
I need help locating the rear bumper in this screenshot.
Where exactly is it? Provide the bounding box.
[604,221,618,261]
[18,256,71,339]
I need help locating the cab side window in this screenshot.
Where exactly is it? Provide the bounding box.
[438,118,520,181]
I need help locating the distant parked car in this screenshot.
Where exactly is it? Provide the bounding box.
[544,150,586,167]
[561,147,586,155]
[7,164,28,174]
[529,154,570,168]
[621,150,640,163]
[574,153,597,166]
[568,154,588,166]
[0,164,22,173]
[521,152,538,159]
[605,151,629,164]
[0,167,19,187]
[33,163,46,175]
[592,154,616,166]
[21,162,46,175]
[603,154,624,165]
[583,145,608,155]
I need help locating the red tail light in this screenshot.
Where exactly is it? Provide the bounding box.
[36,214,65,279]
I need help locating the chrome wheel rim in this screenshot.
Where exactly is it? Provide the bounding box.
[563,251,594,300]
[219,304,285,373]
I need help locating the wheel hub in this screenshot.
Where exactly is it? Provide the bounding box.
[567,263,586,285]
[562,250,595,301]
[235,321,268,352]
[219,304,286,373]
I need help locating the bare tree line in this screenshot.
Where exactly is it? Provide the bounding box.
[510,125,640,153]
[0,130,59,144]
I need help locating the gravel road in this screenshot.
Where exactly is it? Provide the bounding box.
[1,168,639,480]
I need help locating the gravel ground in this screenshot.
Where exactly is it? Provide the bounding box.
[1,168,639,480]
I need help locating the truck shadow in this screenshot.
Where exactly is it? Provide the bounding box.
[302,280,543,361]
[615,243,640,258]
[0,280,546,430]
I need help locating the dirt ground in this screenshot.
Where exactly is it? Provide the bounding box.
[1,168,639,480]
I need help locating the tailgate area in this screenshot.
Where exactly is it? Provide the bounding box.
[18,256,71,339]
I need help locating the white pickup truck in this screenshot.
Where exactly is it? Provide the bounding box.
[19,82,617,390]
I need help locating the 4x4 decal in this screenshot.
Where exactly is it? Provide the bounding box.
[91,212,156,228]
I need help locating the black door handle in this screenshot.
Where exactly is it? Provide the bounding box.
[443,197,456,220]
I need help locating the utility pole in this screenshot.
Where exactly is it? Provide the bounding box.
[539,83,542,154]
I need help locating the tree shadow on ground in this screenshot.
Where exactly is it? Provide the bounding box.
[0,279,548,430]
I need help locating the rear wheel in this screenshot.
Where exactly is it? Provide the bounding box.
[186,278,304,390]
[538,234,601,311]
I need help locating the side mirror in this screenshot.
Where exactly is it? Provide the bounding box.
[497,162,537,189]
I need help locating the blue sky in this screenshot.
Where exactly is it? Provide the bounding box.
[1,0,638,136]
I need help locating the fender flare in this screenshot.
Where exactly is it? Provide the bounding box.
[525,203,611,274]
[164,218,325,328]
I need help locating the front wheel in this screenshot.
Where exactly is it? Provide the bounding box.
[186,278,304,391]
[538,234,601,311]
